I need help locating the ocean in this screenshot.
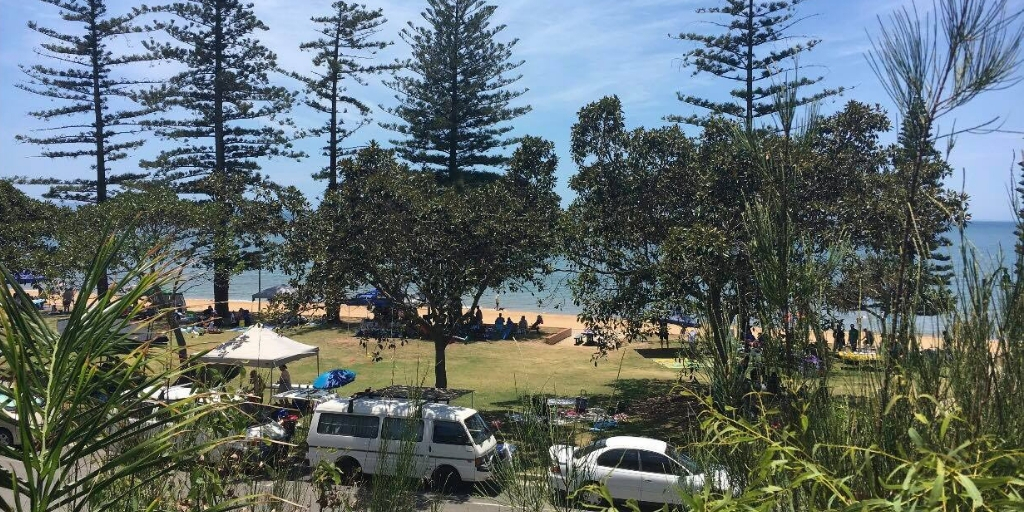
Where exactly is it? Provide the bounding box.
[184,221,1020,332]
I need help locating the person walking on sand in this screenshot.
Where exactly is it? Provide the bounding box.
[276,365,291,393]
[495,293,501,311]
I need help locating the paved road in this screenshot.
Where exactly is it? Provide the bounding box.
[1,456,555,511]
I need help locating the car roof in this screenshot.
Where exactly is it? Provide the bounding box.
[316,397,475,422]
[602,436,668,453]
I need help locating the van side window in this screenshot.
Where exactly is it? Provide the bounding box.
[432,420,470,445]
[316,413,380,438]
[382,417,424,442]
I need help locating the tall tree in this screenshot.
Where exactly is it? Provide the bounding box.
[325,139,560,388]
[139,0,302,321]
[383,0,530,183]
[17,0,160,296]
[16,0,157,204]
[293,1,397,192]
[670,0,839,132]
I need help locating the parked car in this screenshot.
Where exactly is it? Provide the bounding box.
[548,436,731,507]
[0,393,25,447]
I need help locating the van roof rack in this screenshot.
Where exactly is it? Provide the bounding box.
[358,385,474,404]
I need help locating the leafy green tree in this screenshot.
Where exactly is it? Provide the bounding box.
[383,0,530,183]
[16,0,157,205]
[293,1,398,192]
[0,181,61,276]
[139,0,303,321]
[670,0,839,132]
[51,184,208,291]
[327,139,559,388]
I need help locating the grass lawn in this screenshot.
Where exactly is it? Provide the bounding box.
[178,323,680,413]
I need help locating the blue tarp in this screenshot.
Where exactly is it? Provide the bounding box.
[13,271,46,285]
[662,313,699,328]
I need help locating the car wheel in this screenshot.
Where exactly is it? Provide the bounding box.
[0,428,13,447]
[336,457,362,485]
[575,481,605,509]
[431,465,463,493]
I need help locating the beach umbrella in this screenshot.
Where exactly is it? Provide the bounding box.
[252,284,296,301]
[313,369,356,390]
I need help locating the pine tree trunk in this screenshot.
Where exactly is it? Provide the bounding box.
[213,252,231,323]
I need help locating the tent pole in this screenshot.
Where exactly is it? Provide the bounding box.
[317,354,321,375]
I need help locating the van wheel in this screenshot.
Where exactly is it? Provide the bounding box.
[0,428,13,447]
[336,457,361,485]
[431,465,462,493]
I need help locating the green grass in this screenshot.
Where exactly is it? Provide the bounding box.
[175,323,680,412]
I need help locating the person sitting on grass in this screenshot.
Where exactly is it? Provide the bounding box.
[518,315,528,334]
[494,314,505,332]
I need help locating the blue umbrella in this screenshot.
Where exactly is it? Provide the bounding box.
[313,369,356,390]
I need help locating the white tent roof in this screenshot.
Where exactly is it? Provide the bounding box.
[198,325,319,368]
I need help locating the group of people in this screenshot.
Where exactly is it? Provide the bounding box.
[832,321,875,352]
[246,364,291,403]
[465,306,543,341]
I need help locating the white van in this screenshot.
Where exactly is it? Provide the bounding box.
[306,397,498,487]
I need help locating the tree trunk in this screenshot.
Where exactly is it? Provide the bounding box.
[213,251,231,323]
[433,336,449,389]
[325,300,341,323]
[90,7,109,298]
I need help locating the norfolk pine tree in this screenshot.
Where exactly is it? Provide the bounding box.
[17,0,160,296]
[293,1,398,192]
[670,0,840,132]
[289,2,397,323]
[383,0,530,183]
[139,0,302,321]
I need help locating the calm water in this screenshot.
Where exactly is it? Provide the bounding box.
[185,221,1020,332]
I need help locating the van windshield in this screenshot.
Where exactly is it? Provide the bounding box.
[464,413,492,445]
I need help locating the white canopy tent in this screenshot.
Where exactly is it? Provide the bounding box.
[198,325,320,371]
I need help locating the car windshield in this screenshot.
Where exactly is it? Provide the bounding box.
[670,446,703,474]
[574,438,608,459]
[465,413,492,445]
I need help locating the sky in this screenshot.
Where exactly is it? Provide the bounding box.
[1,0,1023,221]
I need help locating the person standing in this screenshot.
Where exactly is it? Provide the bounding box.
[494,293,501,311]
[276,365,291,393]
[249,370,266,402]
[848,324,860,351]
[834,322,846,351]
[658,320,669,349]
[62,287,74,314]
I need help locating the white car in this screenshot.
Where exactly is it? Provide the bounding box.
[548,436,730,507]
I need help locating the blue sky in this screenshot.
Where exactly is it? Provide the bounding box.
[1,0,1022,220]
